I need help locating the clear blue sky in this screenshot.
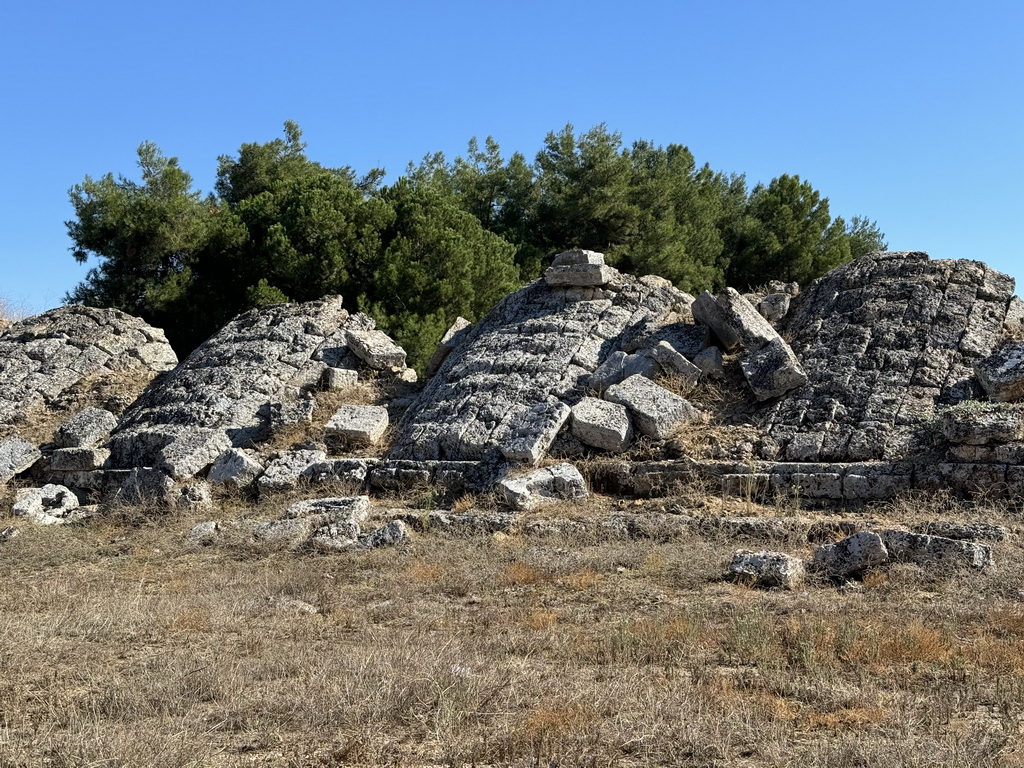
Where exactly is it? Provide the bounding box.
[1,0,1021,315]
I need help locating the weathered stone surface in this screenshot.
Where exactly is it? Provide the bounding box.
[301,458,376,488]
[727,550,805,589]
[326,405,389,446]
[497,463,588,510]
[0,437,42,484]
[545,250,617,287]
[208,448,266,488]
[646,341,701,384]
[758,293,791,324]
[358,519,410,549]
[619,320,708,359]
[500,400,572,464]
[813,532,889,577]
[740,338,808,401]
[1005,297,1024,336]
[390,272,689,461]
[107,297,389,478]
[914,521,1007,542]
[178,481,213,510]
[588,351,659,393]
[116,468,175,505]
[880,529,993,569]
[571,397,633,452]
[425,317,473,378]
[975,342,1024,402]
[346,329,407,370]
[693,289,780,353]
[257,449,328,492]
[605,375,698,440]
[12,484,82,525]
[0,306,176,429]
[760,253,1015,462]
[54,408,118,448]
[321,367,359,390]
[48,447,109,472]
[693,346,725,380]
[940,402,1024,444]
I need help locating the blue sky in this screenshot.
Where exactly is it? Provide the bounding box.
[1,0,1021,315]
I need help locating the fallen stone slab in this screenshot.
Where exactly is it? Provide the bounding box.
[727,550,805,589]
[12,484,83,525]
[880,529,993,569]
[500,400,572,464]
[257,449,328,493]
[692,288,780,353]
[424,317,472,378]
[604,374,699,440]
[571,397,633,453]
[321,367,359,390]
[54,408,118,448]
[115,468,175,506]
[913,521,1007,542]
[588,351,660,394]
[0,437,42,484]
[356,520,410,549]
[940,403,1024,444]
[758,293,791,324]
[497,462,588,510]
[301,458,376,488]
[812,531,889,578]
[645,341,701,385]
[740,338,808,401]
[48,447,110,472]
[692,346,725,380]
[326,405,389,447]
[975,341,1024,403]
[208,448,266,489]
[345,329,407,370]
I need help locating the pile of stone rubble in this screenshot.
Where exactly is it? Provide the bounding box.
[2,248,1024,569]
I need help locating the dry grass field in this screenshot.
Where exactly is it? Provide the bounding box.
[3,487,1024,767]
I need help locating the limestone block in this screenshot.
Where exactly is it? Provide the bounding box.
[842,471,911,500]
[604,374,698,440]
[497,462,588,510]
[571,397,633,452]
[812,532,889,577]
[326,405,389,446]
[551,249,606,267]
[692,291,741,351]
[758,293,791,324]
[940,403,1024,444]
[301,458,376,487]
[740,338,808,401]
[116,468,175,506]
[358,520,410,549]
[12,484,82,525]
[48,447,110,472]
[208,448,265,488]
[500,400,572,464]
[345,329,407,370]
[1005,296,1024,336]
[645,341,701,385]
[257,449,328,492]
[545,250,617,287]
[321,367,359,390]
[880,529,993,569]
[424,317,472,378]
[54,407,118,448]
[721,473,772,499]
[975,341,1024,402]
[0,437,42,484]
[914,521,1007,542]
[187,521,220,545]
[700,288,780,352]
[588,351,659,393]
[693,346,725,380]
[727,550,805,589]
[158,428,233,479]
[178,481,213,510]
[788,472,843,499]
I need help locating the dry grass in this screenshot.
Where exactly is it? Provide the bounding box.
[1,491,1023,766]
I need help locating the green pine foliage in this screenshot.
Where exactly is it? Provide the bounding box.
[66,122,886,370]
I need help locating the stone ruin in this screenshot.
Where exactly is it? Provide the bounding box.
[3,249,1024,569]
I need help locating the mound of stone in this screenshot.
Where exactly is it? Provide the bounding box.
[758,252,1016,462]
[0,306,177,430]
[106,296,406,479]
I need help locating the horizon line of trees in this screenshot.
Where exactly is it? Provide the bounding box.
[65,122,886,371]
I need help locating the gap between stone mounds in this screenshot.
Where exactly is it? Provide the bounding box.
[1,250,1023,585]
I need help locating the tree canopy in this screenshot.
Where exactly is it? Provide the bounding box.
[67,122,886,371]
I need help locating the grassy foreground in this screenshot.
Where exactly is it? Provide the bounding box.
[2,491,1024,767]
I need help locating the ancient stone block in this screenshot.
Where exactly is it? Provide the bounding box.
[727,550,805,589]
[588,351,659,393]
[645,341,700,385]
[975,341,1024,402]
[54,408,118,448]
[424,317,472,378]
[326,405,389,446]
[257,449,328,492]
[545,250,617,287]
[940,403,1024,444]
[880,529,993,569]
[914,521,1007,542]
[208,448,265,488]
[571,397,633,452]
[812,532,889,578]
[500,400,572,464]
[692,346,725,380]
[740,338,808,401]
[604,374,699,440]
[0,437,42,484]
[12,484,82,525]
[48,447,110,472]
[321,367,359,390]
[497,463,588,510]
[758,293,791,324]
[345,329,407,370]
